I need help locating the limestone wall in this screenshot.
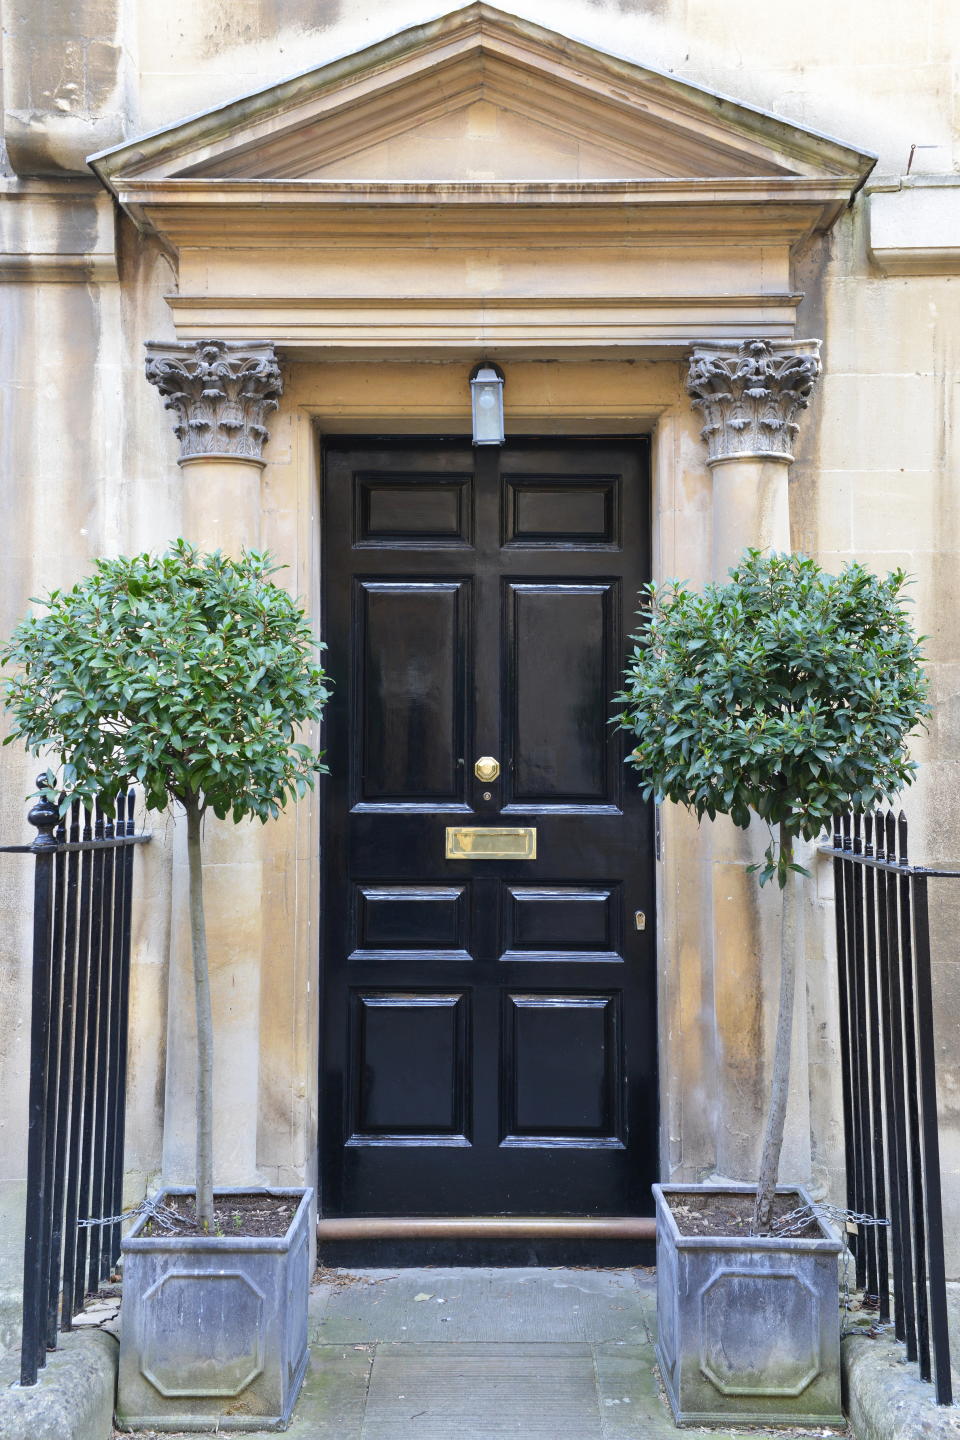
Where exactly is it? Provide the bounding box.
[1,0,959,1343]
[0,196,179,1340]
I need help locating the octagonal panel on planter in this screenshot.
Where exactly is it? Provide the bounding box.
[699,1268,820,1397]
[140,1269,266,1398]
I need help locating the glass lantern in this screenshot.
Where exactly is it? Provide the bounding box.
[469,362,505,446]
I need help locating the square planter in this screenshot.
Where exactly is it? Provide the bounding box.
[653,1183,844,1428]
[115,1186,312,1433]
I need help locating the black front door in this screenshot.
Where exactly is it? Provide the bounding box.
[321,436,656,1219]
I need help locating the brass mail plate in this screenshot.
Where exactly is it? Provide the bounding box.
[445,826,537,860]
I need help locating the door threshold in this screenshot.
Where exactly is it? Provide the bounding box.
[316,1216,656,1241]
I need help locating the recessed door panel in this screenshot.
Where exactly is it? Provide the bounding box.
[356,473,472,548]
[504,476,619,547]
[349,992,469,1142]
[323,438,655,1225]
[352,884,469,961]
[502,885,621,962]
[503,994,622,1144]
[506,582,618,807]
[355,580,468,807]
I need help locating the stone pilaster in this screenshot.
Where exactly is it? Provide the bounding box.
[144,338,282,466]
[685,337,822,1189]
[686,340,821,578]
[145,338,282,553]
[145,337,282,1192]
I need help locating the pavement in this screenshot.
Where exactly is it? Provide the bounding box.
[6,1263,957,1439]
[110,1266,851,1439]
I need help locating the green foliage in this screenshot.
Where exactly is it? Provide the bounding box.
[614,550,929,886]
[1,539,331,821]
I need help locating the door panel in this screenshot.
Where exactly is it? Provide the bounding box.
[503,474,620,547]
[322,437,655,1220]
[503,993,622,1142]
[502,885,622,963]
[356,580,469,806]
[350,992,470,1140]
[357,472,473,548]
[352,884,470,961]
[507,582,617,806]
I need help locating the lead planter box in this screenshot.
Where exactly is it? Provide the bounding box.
[116,1186,312,1433]
[653,1184,844,1428]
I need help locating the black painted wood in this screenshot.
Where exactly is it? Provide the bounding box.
[321,437,656,1227]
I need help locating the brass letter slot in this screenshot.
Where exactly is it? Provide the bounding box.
[445,826,537,860]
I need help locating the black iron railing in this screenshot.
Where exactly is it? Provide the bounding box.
[822,812,953,1405]
[3,780,150,1387]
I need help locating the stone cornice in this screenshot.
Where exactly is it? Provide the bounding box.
[686,339,822,465]
[0,179,118,282]
[162,293,803,360]
[144,339,282,465]
[103,177,859,246]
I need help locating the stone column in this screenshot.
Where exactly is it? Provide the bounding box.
[687,338,821,572]
[685,339,822,1184]
[144,339,281,550]
[145,338,282,1189]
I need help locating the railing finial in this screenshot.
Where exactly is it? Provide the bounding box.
[27,777,59,852]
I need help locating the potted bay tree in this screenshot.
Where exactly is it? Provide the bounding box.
[615,549,928,1427]
[2,540,330,1432]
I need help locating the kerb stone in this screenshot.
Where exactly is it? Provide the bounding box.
[844,1332,960,1440]
[0,1328,117,1440]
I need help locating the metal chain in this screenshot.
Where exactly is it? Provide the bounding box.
[77,1196,192,1233]
[770,1201,891,1240]
[767,1201,891,1338]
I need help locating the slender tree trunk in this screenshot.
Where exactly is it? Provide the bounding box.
[185,796,215,1230]
[753,822,800,1234]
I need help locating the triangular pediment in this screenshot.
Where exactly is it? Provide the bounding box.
[90,4,874,191]
[246,100,772,185]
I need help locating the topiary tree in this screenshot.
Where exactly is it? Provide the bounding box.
[614,549,929,1233]
[1,540,331,1229]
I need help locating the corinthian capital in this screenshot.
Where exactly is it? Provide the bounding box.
[145,339,282,465]
[686,339,822,465]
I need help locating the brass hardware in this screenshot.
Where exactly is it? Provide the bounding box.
[474,756,501,783]
[634,910,646,931]
[446,826,536,860]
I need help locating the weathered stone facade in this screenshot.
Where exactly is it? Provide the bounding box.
[2,0,960,1345]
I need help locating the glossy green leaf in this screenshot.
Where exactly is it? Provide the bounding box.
[613,550,929,888]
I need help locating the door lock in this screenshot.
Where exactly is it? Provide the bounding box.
[474,756,501,783]
[634,910,646,931]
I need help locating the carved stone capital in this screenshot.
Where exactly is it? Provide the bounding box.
[686,339,822,465]
[144,339,282,465]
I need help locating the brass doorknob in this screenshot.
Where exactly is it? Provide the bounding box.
[474,756,501,783]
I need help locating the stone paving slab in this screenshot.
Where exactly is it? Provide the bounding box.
[362,1342,602,1439]
[291,1344,374,1440]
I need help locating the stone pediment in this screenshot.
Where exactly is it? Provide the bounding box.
[88,5,875,357]
[91,4,873,214]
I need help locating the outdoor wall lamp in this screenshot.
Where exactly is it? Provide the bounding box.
[470,362,505,446]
